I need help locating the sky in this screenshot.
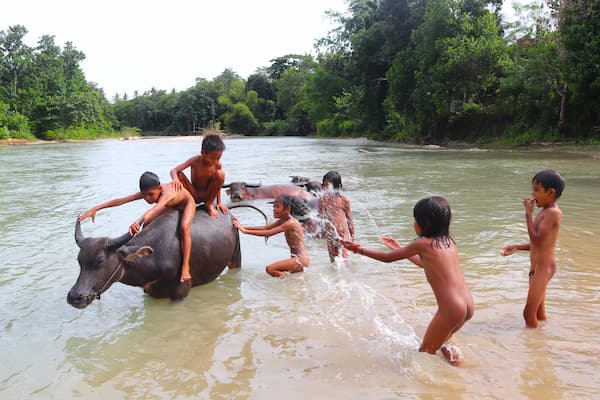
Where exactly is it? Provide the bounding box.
[2,0,348,98]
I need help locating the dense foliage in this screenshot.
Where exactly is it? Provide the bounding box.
[2,0,599,143]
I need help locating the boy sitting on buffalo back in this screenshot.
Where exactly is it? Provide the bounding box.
[170,134,228,218]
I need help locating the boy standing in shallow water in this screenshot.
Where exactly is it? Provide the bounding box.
[170,134,228,218]
[234,194,310,277]
[318,171,355,262]
[341,196,474,366]
[78,171,196,282]
[501,169,565,328]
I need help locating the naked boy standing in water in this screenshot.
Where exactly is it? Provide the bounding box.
[501,169,565,328]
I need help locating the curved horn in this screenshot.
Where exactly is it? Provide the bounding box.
[245,182,261,188]
[222,183,231,188]
[75,219,84,247]
[229,204,269,225]
[106,231,133,250]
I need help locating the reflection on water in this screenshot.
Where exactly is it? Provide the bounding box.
[1,138,599,399]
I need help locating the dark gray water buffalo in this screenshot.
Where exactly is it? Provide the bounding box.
[67,207,240,308]
[223,181,312,202]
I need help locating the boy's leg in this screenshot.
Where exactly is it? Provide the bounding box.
[196,170,225,218]
[266,257,304,277]
[524,272,551,328]
[177,172,199,201]
[419,311,456,355]
[179,202,195,282]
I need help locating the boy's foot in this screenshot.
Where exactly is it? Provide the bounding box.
[440,343,463,366]
[180,271,192,282]
[207,205,219,218]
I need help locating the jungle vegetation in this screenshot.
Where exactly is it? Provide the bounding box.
[1,0,599,145]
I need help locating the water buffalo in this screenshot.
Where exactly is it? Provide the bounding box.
[290,176,322,195]
[67,207,241,308]
[222,181,313,202]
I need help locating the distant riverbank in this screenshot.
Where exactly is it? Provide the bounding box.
[3,135,600,158]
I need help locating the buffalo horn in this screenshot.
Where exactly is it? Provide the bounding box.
[245,182,261,188]
[106,232,133,250]
[75,219,84,247]
[222,183,231,188]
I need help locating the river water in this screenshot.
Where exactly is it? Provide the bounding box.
[1,137,599,399]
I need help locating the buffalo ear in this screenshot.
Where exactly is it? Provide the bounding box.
[121,246,154,264]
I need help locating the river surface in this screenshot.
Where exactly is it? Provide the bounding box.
[1,137,599,399]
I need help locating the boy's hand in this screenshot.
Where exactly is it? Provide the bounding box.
[217,204,229,214]
[523,197,535,214]
[171,179,182,191]
[341,239,362,253]
[78,209,97,223]
[381,236,400,250]
[500,244,517,256]
[232,219,244,232]
[129,220,142,236]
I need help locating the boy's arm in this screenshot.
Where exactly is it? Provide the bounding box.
[170,157,196,189]
[500,243,530,256]
[341,239,423,265]
[525,200,561,245]
[79,192,143,222]
[235,219,286,237]
[381,236,422,266]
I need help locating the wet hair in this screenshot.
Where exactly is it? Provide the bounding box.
[289,196,311,218]
[533,169,565,199]
[139,171,161,191]
[274,194,293,210]
[413,196,454,248]
[201,134,226,153]
[323,170,342,190]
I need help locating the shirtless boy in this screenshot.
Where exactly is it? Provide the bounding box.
[79,171,196,283]
[318,171,355,262]
[501,169,565,328]
[170,134,227,218]
[341,196,474,366]
[234,194,310,277]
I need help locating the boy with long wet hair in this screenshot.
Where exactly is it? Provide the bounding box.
[501,169,565,328]
[78,171,196,283]
[318,170,354,262]
[341,196,474,365]
[170,134,227,218]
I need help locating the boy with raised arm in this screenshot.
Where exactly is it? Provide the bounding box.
[170,134,227,218]
[78,171,196,283]
[234,194,310,277]
[341,196,473,366]
[501,169,565,328]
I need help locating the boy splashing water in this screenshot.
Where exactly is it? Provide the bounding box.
[342,196,474,366]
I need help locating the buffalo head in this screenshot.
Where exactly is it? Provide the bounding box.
[67,219,150,308]
[222,181,261,202]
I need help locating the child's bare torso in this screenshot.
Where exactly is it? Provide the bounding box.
[190,158,221,194]
[283,219,307,257]
[530,206,562,274]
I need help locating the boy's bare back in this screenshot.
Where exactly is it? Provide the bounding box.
[319,192,353,239]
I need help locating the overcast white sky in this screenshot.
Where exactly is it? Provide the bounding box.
[2,0,348,98]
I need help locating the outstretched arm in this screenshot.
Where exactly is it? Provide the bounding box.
[380,236,422,266]
[79,192,143,222]
[234,218,285,237]
[341,239,423,265]
[500,243,530,256]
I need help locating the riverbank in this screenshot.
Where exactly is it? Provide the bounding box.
[3,135,600,158]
